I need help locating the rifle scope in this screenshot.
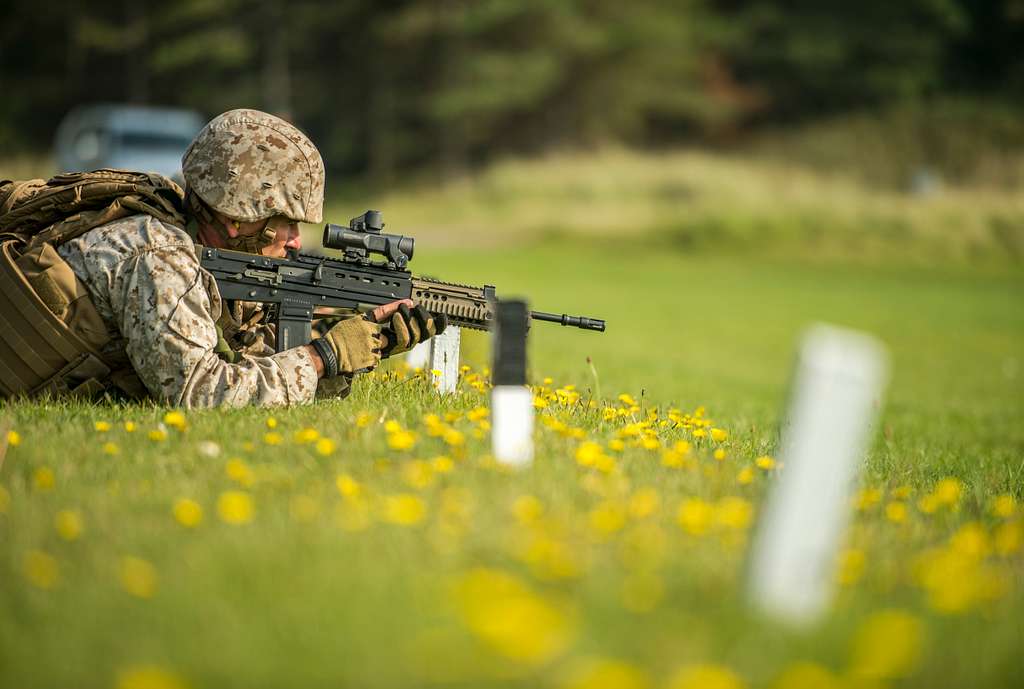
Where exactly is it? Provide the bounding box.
[322,210,415,266]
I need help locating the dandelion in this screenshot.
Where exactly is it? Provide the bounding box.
[387,429,417,451]
[677,498,713,536]
[33,466,55,492]
[148,428,167,442]
[453,568,575,665]
[6,430,21,446]
[755,455,776,471]
[443,428,465,447]
[607,439,625,452]
[294,427,320,444]
[94,420,112,432]
[618,393,638,407]
[513,495,544,525]
[934,477,962,506]
[225,458,255,487]
[355,412,372,428]
[713,448,727,461]
[716,496,753,530]
[589,502,627,537]
[668,664,746,689]
[467,406,489,422]
[431,455,454,473]
[576,442,604,468]
[992,494,1017,519]
[23,550,59,589]
[382,493,426,525]
[533,396,549,409]
[315,438,336,456]
[172,498,203,528]
[163,410,187,431]
[628,488,661,519]
[115,665,190,689]
[737,467,755,485]
[263,432,282,445]
[855,487,882,510]
[217,491,254,525]
[710,428,728,442]
[102,442,121,456]
[885,501,907,523]
[692,428,707,439]
[560,658,650,689]
[265,417,278,429]
[335,474,361,499]
[402,460,435,490]
[54,509,84,541]
[123,421,136,433]
[849,609,924,679]
[120,556,158,598]
[917,493,939,514]
[994,521,1021,556]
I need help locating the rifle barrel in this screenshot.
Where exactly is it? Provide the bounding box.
[530,310,606,332]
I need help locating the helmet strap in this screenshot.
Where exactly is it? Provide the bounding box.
[186,186,277,254]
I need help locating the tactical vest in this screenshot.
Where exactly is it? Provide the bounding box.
[0,169,188,400]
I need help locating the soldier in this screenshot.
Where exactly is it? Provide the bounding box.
[25,109,444,407]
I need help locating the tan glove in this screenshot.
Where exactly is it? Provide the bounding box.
[379,304,448,358]
[311,316,383,377]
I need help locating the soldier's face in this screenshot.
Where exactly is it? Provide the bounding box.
[259,216,302,257]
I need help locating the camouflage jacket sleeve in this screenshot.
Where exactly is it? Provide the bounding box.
[58,215,319,408]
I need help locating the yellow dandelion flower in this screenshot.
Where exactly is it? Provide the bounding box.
[668,664,746,689]
[917,493,940,514]
[225,458,255,487]
[6,430,22,446]
[467,406,489,422]
[737,467,755,485]
[293,427,320,444]
[770,662,843,689]
[755,455,776,471]
[533,396,549,409]
[123,421,136,432]
[607,439,625,452]
[934,477,962,506]
[618,393,638,407]
[0,484,9,515]
[629,488,661,519]
[692,428,707,439]
[677,498,713,536]
[385,419,403,433]
[431,455,455,473]
[217,491,254,525]
[382,493,426,525]
[885,501,907,524]
[103,442,120,455]
[163,410,187,431]
[589,502,627,537]
[263,431,283,445]
[891,484,912,499]
[54,509,84,541]
[575,442,604,468]
[716,496,753,530]
[402,460,435,490]
[355,412,372,428]
[94,420,112,432]
[454,568,575,665]
[713,448,727,461]
[315,438,336,456]
[849,609,924,679]
[335,474,361,499]
[23,550,59,589]
[120,556,158,598]
[513,495,544,525]
[992,494,1017,519]
[265,417,278,429]
[172,498,203,528]
[994,521,1021,556]
[561,658,650,689]
[710,428,728,442]
[443,428,465,447]
[430,368,442,377]
[387,429,417,451]
[640,436,660,451]
[148,428,167,442]
[33,467,55,492]
[115,665,190,689]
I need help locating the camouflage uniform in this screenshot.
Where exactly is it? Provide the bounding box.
[57,214,319,407]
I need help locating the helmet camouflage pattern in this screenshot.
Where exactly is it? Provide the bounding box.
[181,109,325,224]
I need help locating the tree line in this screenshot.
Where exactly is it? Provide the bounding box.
[1,0,1021,182]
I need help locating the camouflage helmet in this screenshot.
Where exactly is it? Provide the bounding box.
[181,109,325,224]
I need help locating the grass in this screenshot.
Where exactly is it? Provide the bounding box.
[1,146,1022,687]
[0,237,1021,688]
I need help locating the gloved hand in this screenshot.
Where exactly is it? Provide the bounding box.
[379,304,448,357]
[310,316,383,377]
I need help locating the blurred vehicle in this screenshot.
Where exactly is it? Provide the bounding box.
[54,104,204,183]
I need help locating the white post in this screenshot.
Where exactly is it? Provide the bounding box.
[428,326,461,394]
[404,340,431,370]
[747,324,889,625]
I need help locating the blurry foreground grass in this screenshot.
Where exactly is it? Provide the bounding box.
[1,239,1021,688]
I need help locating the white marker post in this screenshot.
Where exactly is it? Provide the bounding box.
[747,324,889,625]
[405,327,462,394]
[491,300,534,467]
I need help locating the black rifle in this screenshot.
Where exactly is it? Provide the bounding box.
[199,210,606,353]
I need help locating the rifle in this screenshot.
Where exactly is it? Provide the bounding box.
[199,210,606,353]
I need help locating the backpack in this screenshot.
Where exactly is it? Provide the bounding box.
[0,169,187,399]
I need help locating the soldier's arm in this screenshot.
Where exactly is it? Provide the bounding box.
[109,242,321,408]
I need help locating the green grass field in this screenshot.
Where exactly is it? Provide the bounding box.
[1,152,1023,689]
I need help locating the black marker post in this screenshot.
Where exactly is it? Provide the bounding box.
[491,300,533,467]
